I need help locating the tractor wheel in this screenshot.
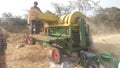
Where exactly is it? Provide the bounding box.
[52,48,62,64]
[85,61,100,68]
[87,64,99,68]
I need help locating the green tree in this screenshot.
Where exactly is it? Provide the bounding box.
[52,0,100,15]
[1,12,27,33]
[2,12,13,18]
[52,3,73,15]
[92,7,120,31]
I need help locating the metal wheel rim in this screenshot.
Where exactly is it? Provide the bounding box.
[52,49,59,62]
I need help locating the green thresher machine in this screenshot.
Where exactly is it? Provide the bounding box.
[25,9,100,67]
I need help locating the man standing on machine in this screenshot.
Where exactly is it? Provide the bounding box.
[29,1,43,34]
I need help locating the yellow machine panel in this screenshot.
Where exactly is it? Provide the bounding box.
[38,13,59,22]
[28,9,86,27]
[28,9,59,22]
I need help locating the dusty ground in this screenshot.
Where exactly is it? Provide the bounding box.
[6,33,120,68]
[93,34,120,68]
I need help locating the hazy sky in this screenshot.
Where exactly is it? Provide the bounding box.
[0,0,119,17]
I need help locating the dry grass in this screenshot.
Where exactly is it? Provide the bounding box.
[6,34,52,68]
[6,44,52,68]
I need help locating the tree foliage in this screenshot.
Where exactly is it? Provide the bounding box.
[0,12,27,33]
[51,3,73,15]
[51,0,100,15]
[91,7,120,32]
[2,12,13,18]
[69,0,100,12]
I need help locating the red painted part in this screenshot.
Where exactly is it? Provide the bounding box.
[27,31,31,44]
[89,49,96,53]
[52,49,59,62]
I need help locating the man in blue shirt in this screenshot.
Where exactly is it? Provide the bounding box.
[29,1,43,34]
[0,30,7,68]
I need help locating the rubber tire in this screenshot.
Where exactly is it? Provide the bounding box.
[85,60,100,68]
[87,64,99,68]
[52,48,62,64]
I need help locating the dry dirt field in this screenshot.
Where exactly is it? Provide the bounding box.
[93,34,120,68]
[6,33,120,68]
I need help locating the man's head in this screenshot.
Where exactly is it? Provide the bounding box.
[34,1,38,7]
